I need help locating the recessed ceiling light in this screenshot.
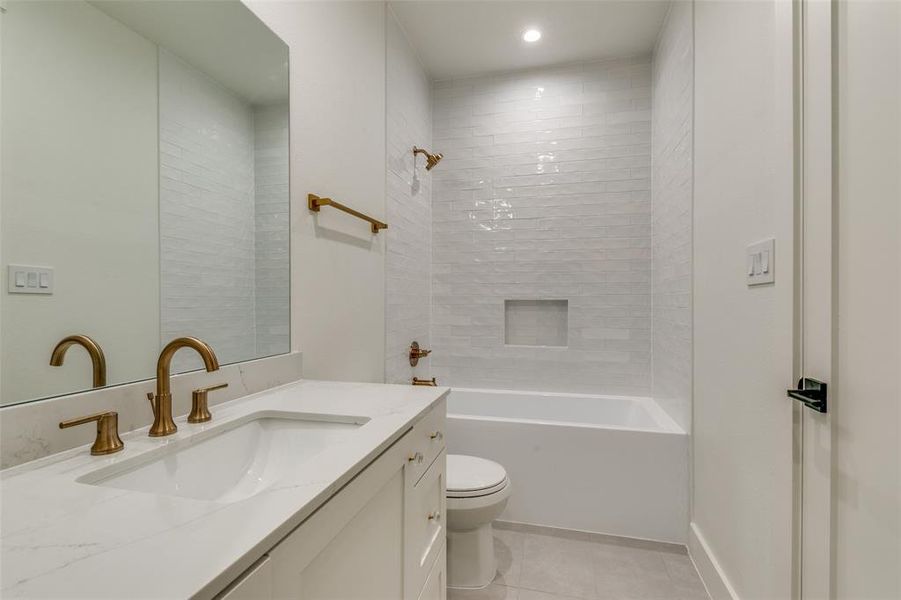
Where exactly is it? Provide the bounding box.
[522,29,542,43]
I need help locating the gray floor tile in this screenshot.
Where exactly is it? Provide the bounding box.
[449,583,519,600]
[518,532,598,599]
[517,589,586,600]
[662,554,709,599]
[494,528,525,587]
[481,528,709,600]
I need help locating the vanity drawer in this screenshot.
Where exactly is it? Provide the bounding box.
[406,398,447,486]
[404,449,446,599]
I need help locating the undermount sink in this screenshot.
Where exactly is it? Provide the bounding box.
[78,412,369,503]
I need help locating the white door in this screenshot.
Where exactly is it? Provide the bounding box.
[832,0,901,597]
[796,1,901,598]
[794,0,834,597]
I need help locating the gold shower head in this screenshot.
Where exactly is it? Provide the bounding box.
[413,146,443,171]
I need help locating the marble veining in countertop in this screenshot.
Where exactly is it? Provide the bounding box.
[1,379,448,599]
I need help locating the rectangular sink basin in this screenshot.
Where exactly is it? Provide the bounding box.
[79,412,368,503]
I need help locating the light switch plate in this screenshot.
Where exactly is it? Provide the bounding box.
[747,239,775,286]
[7,265,54,294]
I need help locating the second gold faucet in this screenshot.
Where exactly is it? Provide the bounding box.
[147,337,220,437]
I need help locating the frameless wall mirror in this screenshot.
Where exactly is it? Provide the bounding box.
[0,0,290,406]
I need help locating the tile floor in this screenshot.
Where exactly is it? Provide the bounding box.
[448,525,709,600]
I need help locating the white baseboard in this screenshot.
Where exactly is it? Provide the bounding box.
[688,522,740,600]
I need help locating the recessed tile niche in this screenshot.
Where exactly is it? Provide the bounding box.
[504,300,569,347]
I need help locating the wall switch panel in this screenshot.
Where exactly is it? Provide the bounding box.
[747,239,775,286]
[7,265,53,294]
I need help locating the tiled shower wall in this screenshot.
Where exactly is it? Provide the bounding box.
[159,50,257,370]
[429,57,654,395]
[651,1,693,431]
[253,103,291,359]
[385,13,433,384]
[160,51,290,372]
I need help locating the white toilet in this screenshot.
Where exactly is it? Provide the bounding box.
[445,454,511,589]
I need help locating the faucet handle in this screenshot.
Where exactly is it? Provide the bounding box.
[59,411,124,456]
[188,383,228,424]
[146,392,158,419]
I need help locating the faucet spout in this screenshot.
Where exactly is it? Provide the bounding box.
[149,337,219,437]
[50,334,107,388]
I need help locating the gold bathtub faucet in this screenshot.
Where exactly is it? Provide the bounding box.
[147,337,220,437]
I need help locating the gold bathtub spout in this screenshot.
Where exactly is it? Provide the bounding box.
[50,335,107,388]
[148,337,219,437]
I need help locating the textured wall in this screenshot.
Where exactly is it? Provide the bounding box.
[159,50,257,371]
[253,103,290,359]
[651,1,693,431]
[430,57,653,395]
[385,13,433,385]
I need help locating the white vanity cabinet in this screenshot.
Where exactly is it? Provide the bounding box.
[218,399,447,600]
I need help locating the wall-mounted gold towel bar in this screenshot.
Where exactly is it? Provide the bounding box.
[413,377,438,387]
[308,194,388,234]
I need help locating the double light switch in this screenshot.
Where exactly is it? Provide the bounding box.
[747,239,775,286]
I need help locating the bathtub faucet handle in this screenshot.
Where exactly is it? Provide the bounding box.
[409,341,432,366]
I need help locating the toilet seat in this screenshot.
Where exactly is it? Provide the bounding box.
[447,455,508,498]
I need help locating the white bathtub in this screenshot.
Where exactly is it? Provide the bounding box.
[446,388,688,543]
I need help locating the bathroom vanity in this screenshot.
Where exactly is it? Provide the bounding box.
[0,381,448,599]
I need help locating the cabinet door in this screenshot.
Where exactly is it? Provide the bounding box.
[217,556,272,600]
[295,469,404,599]
[269,435,410,599]
[418,547,447,600]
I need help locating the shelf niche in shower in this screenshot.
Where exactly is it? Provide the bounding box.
[504,299,569,348]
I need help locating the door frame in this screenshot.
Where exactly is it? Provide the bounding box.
[792,0,837,597]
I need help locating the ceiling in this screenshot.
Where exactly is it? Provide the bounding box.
[92,0,288,104]
[389,1,671,80]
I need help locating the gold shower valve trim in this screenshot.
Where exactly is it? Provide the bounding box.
[409,341,431,366]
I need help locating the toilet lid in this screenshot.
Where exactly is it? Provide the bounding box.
[446,454,508,498]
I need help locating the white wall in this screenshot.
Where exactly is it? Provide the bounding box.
[385,11,432,385]
[691,1,795,598]
[834,1,901,596]
[248,1,387,383]
[158,50,258,372]
[651,1,693,432]
[430,57,654,396]
[0,0,159,404]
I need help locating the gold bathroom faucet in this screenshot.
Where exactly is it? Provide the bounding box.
[49,334,107,388]
[147,337,219,437]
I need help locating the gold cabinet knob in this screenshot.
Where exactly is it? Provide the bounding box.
[59,411,123,456]
[428,511,441,521]
[429,431,443,441]
[188,383,228,424]
[408,451,424,464]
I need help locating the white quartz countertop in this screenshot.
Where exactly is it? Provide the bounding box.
[0,379,449,599]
